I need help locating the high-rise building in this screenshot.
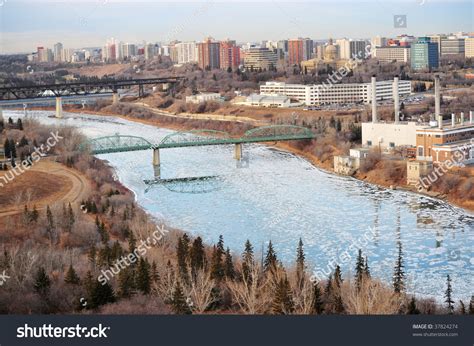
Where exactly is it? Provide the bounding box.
[61,48,75,63]
[243,48,278,71]
[122,43,137,60]
[371,36,387,48]
[36,47,45,62]
[53,42,63,62]
[144,42,157,60]
[440,37,465,56]
[197,37,220,69]
[465,37,474,58]
[176,41,197,64]
[336,39,367,60]
[374,46,411,63]
[103,38,117,62]
[288,38,313,65]
[219,40,240,70]
[426,34,446,57]
[411,37,439,70]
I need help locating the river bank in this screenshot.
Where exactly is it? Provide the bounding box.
[43,104,473,214]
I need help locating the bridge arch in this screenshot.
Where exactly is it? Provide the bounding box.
[241,125,314,141]
[80,134,153,154]
[158,129,232,148]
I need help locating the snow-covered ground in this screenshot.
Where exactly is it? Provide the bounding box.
[7,110,473,302]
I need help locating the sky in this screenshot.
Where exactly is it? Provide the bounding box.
[0,0,473,53]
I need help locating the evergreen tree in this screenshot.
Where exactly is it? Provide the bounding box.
[407,296,420,314]
[118,268,135,298]
[190,236,205,273]
[128,231,137,254]
[324,274,333,300]
[171,280,192,314]
[459,300,466,314]
[333,292,345,314]
[355,249,365,290]
[311,281,324,314]
[136,257,151,294]
[336,119,342,132]
[271,276,294,315]
[224,248,235,280]
[334,265,343,288]
[64,264,80,285]
[263,241,277,273]
[444,274,454,314]
[34,267,51,296]
[88,245,97,268]
[393,242,405,293]
[177,235,190,282]
[295,238,305,289]
[242,240,254,282]
[90,280,116,309]
[468,296,474,314]
[210,245,224,281]
[66,202,74,232]
[46,205,54,232]
[31,205,39,222]
[17,118,23,130]
[216,235,225,256]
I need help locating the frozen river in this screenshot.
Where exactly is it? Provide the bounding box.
[7,110,474,301]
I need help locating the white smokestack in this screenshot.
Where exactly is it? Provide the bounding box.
[470,111,473,124]
[438,115,443,129]
[451,113,455,127]
[371,75,377,123]
[393,76,399,123]
[460,112,464,125]
[434,75,440,121]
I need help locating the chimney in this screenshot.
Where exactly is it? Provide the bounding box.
[470,110,473,124]
[451,113,455,127]
[434,75,440,121]
[371,75,377,123]
[438,115,443,129]
[460,112,464,125]
[393,76,399,123]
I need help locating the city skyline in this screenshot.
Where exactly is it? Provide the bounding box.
[0,0,473,54]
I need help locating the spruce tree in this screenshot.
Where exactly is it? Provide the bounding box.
[263,241,277,273]
[90,280,116,309]
[118,268,135,298]
[295,238,305,289]
[210,245,224,281]
[459,301,466,314]
[469,296,474,314]
[311,281,324,314]
[9,139,16,159]
[151,261,160,283]
[128,231,137,254]
[64,264,80,285]
[190,236,205,272]
[271,276,294,315]
[46,205,54,233]
[34,267,51,296]
[364,256,371,278]
[136,258,151,294]
[334,265,343,288]
[393,242,405,294]
[177,235,189,282]
[407,296,420,314]
[444,274,454,314]
[242,240,254,282]
[3,139,10,159]
[171,281,192,314]
[67,202,75,232]
[355,249,365,290]
[31,205,39,222]
[224,248,235,280]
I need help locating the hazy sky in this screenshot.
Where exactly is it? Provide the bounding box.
[0,0,472,53]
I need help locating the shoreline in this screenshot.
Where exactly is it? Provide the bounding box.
[13,105,474,214]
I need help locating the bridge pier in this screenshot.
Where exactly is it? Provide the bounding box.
[55,97,63,118]
[152,148,161,179]
[112,92,120,104]
[234,143,242,160]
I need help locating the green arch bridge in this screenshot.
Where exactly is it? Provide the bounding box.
[79,125,315,178]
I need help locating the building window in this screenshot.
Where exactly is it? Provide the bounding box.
[418,147,424,157]
[389,142,395,148]
[367,140,372,146]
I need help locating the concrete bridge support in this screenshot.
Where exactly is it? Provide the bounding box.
[234,143,242,160]
[152,148,161,179]
[55,97,63,118]
[112,92,120,104]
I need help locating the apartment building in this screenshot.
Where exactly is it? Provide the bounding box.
[465,37,474,58]
[197,37,220,69]
[260,79,411,105]
[220,40,240,70]
[440,38,465,56]
[374,46,411,63]
[243,48,278,71]
[176,42,197,64]
[336,39,367,60]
